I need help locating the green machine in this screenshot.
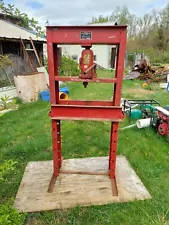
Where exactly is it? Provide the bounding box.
[123,99,160,121]
[140,104,157,118]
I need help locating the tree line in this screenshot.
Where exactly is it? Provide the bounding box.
[89,5,169,63]
[1,0,169,63]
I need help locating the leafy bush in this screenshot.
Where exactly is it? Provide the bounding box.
[0,55,12,68]
[0,200,26,225]
[59,56,80,76]
[0,96,10,109]
[0,0,45,36]
[0,160,17,183]
[44,55,80,76]
[0,161,26,224]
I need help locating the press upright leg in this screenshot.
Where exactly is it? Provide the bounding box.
[109,122,119,196]
[48,120,61,192]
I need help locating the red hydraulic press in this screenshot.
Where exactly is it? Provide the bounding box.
[46,25,127,195]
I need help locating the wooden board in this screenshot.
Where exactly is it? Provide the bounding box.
[14,156,151,212]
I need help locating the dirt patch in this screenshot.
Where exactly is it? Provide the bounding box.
[126,88,154,95]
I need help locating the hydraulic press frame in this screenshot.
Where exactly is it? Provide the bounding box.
[46,25,127,194]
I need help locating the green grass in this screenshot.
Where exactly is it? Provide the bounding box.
[0,70,169,225]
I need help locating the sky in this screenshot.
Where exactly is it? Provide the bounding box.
[3,0,169,27]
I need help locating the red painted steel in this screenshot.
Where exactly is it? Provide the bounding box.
[59,100,114,106]
[158,123,168,136]
[56,120,62,168]
[49,105,124,121]
[157,110,169,137]
[46,25,127,194]
[55,76,117,83]
[51,120,60,176]
[79,47,97,79]
[46,26,127,44]
[109,122,119,179]
[113,32,127,105]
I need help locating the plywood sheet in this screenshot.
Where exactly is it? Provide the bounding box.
[14,156,151,212]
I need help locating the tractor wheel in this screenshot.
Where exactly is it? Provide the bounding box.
[158,123,168,136]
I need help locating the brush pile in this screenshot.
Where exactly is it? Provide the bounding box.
[124,58,169,82]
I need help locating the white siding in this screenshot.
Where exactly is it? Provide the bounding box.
[60,44,109,69]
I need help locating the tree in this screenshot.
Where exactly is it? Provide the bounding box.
[88,3,169,63]
[88,6,138,38]
[110,6,137,38]
[0,0,44,36]
[88,15,109,24]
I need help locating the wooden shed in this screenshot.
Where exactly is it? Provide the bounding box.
[0,17,46,87]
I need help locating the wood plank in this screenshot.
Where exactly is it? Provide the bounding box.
[60,169,109,175]
[14,156,151,212]
[20,38,34,72]
[29,37,42,67]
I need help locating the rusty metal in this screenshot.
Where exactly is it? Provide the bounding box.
[47,174,58,193]
[111,178,118,196]
[46,25,127,194]
[84,63,96,74]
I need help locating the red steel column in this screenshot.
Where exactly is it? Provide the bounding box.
[113,31,127,106]
[57,120,62,168]
[109,122,119,179]
[109,30,126,179]
[47,41,61,176]
[53,46,61,171]
[52,120,59,176]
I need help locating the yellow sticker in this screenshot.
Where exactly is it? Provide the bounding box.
[84,54,90,65]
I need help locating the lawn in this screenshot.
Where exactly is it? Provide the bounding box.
[0,70,169,225]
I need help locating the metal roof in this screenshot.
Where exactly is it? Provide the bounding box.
[88,22,117,26]
[0,19,46,42]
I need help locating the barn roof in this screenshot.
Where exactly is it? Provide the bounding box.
[0,19,46,42]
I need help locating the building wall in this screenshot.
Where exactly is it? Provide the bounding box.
[0,40,44,85]
[43,44,117,69]
[108,45,117,69]
[60,45,110,69]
